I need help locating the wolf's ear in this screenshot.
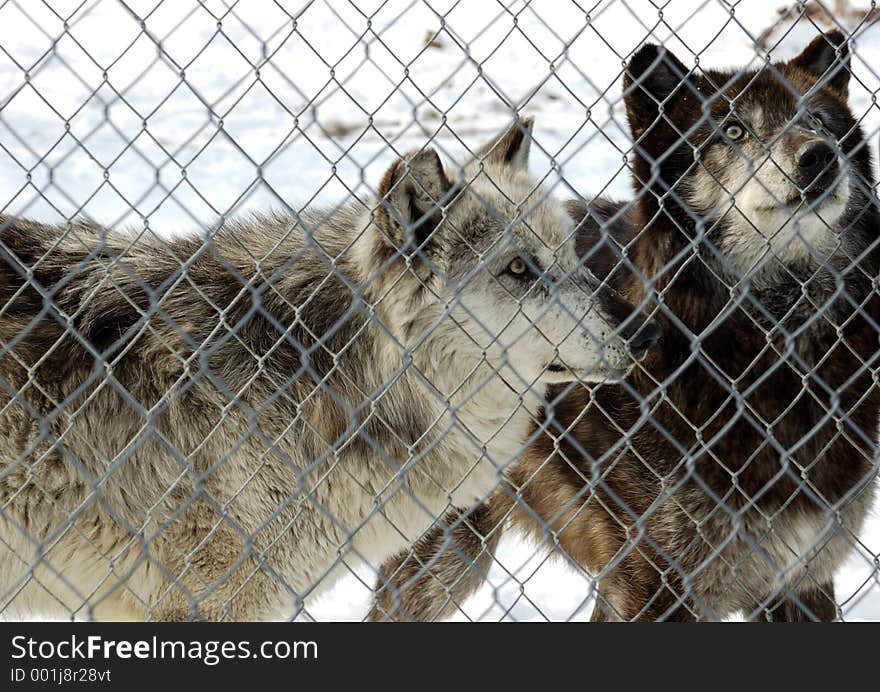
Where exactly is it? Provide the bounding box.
[623,44,691,140]
[789,30,850,98]
[476,116,535,171]
[376,148,453,254]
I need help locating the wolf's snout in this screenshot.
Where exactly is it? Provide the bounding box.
[797,140,837,187]
[627,320,661,360]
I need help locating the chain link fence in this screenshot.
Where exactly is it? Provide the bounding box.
[0,0,879,622]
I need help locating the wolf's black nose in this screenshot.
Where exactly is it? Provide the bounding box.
[628,320,661,360]
[797,140,837,181]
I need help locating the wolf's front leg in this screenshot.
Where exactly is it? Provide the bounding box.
[146,511,290,622]
[148,553,284,622]
[590,568,697,622]
[369,501,504,622]
[148,558,284,622]
[749,583,838,622]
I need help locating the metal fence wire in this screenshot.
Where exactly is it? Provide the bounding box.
[0,0,879,622]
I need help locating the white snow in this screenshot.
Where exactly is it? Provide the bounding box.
[1,0,878,620]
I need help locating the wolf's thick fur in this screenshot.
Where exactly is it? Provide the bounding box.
[0,121,649,620]
[371,31,880,622]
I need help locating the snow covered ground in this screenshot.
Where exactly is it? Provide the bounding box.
[1,0,879,620]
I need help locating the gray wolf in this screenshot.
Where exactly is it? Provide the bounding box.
[0,119,656,620]
[370,30,880,622]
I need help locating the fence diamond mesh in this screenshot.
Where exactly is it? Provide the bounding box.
[0,0,879,622]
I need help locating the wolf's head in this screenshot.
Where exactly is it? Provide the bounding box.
[623,31,873,276]
[370,119,658,386]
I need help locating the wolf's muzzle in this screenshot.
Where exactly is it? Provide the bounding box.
[796,140,838,192]
[617,314,661,360]
[627,320,661,360]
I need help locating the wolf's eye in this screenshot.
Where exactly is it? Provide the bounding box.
[807,111,826,132]
[508,257,528,275]
[724,122,746,142]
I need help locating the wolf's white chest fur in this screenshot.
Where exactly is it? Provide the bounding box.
[720,206,843,275]
[756,511,832,571]
[714,489,874,613]
[344,356,542,575]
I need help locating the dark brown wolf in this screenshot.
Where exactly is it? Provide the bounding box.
[370,31,880,622]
